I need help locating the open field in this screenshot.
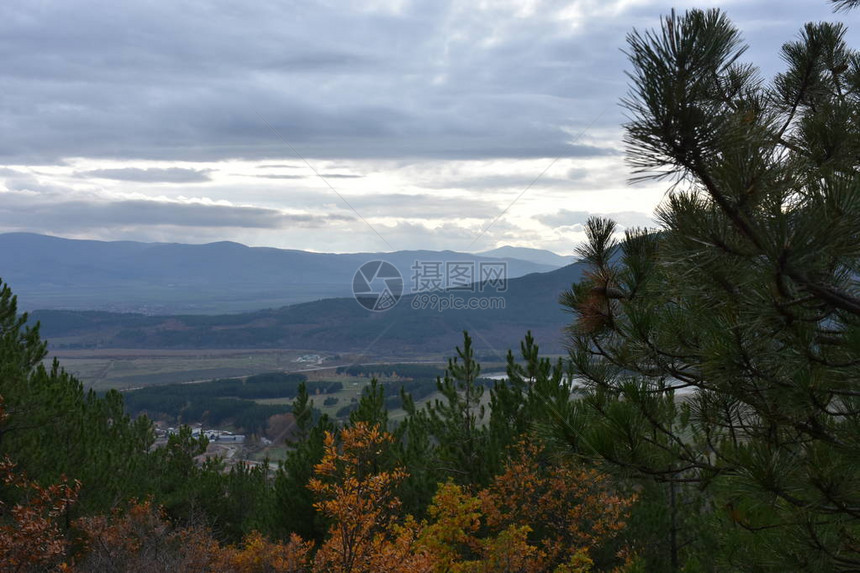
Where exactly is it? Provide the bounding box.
[251,370,454,421]
[46,347,457,392]
[46,348,333,391]
[48,346,510,431]
[247,444,292,463]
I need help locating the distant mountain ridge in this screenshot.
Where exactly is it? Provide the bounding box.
[478,246,576,268]
[0,233,566,314]
[32,260,587,355]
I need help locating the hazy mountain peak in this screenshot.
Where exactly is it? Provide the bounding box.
[0,233,561,314]
[478,246,576,268]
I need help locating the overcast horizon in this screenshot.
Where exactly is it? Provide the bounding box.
[1,0,855,255]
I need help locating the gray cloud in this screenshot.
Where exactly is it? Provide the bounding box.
[537,209,656,229]
[537,210,591,227]
[253,174,306,179]
[0,190,352,232]
[0,0,854,252]
[0,1,659,163]
[250,172,360,180]
[346,193,500,219]
[419,171,606,192]
[80,167,212,183]
[566,168,589,181]
[0,1,852,165]
[1,2,841,166]
[376,220,491,251]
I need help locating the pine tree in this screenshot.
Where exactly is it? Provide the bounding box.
[489,331,572,456]
[292,381,314,441]
[424,331,490,486]
[832,0,860,10]
[392,388,436,517]
[349,378,388,430]
[558,6,859,571]
[271,386,334,542]
[0,279,154,517]
[394,332,500,514]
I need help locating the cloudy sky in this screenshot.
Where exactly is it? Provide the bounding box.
[0,0,854,254]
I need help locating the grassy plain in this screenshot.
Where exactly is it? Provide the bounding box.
[49,347,507,427]
[46,348,339,392]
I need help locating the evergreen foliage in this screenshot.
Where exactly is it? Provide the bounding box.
[423,332,490,486]
[271,382,334,542]
[0,280,153,515]
[349,378,389,430]
[558,7,860,571]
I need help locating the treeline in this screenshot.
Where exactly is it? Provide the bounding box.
[335,364,446,407]
[122,360,503,431]
[121,372,342,432]
[334,363,496,417]
[335,363,444,379]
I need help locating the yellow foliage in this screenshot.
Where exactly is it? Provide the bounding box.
[418,440,636,573]
[214,531,313,572]
[0,455,80,572]
[309,422,433,573]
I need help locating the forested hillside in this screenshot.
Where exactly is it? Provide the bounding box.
[0,233,557,313]
[32,260,586,354]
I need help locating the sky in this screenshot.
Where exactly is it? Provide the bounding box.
[0,0,854,255]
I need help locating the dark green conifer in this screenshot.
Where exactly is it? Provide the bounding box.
[558,6,860,571]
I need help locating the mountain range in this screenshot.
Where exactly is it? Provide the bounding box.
[0,233,572,314]
[478,246,577,268]
[32,259,586,356]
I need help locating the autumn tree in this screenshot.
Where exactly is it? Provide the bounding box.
[74,495,318,573]
[213,530,313,573]
[0,399,80,572]
[482,442,635,571]
[308,422,434,573]
[419,481,532,573]
[74,499,217,573]
[419,441,636,573]
[559,5,859,571]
